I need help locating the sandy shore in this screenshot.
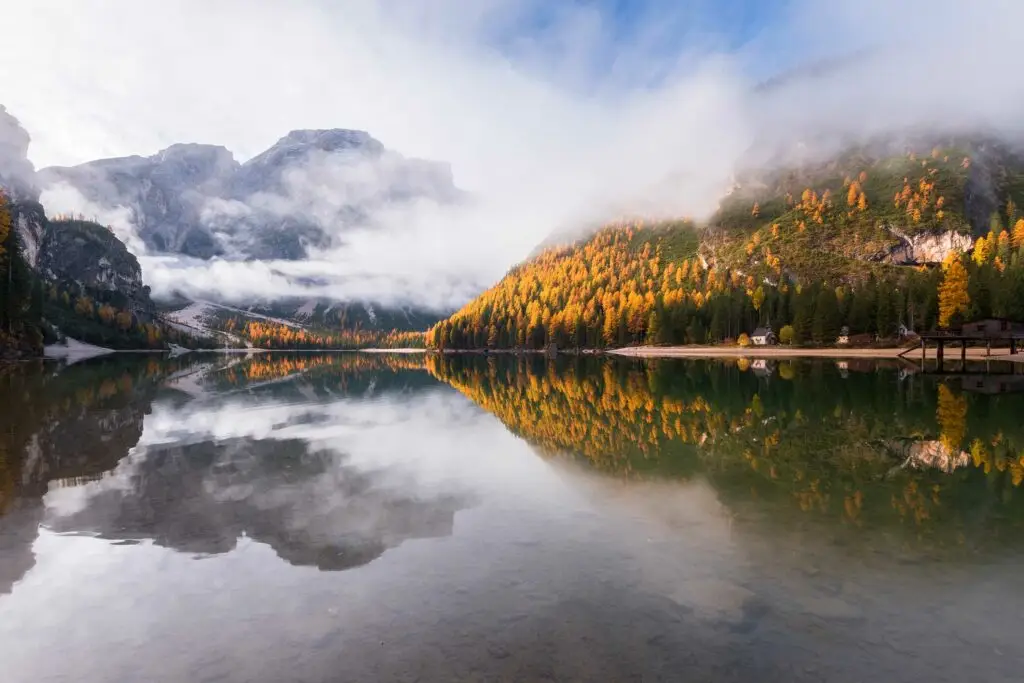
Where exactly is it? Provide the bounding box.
[609,345,1024,362]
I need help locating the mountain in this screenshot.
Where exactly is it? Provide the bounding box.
[39,129,460,261]
[429,136,1024,350]
[0,106,206,356]
[38,126,458,336]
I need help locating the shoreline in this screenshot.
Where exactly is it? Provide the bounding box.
[608,345,1024,362]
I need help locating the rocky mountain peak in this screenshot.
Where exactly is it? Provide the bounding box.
[275,128,384,154]
[154,143,238,177]
[0,105,37,200]
[39,126,460,261]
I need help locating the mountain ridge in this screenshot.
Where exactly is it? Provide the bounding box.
[39,127,459,261]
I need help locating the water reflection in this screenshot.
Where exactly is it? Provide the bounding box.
[427,354,1024,555]
[1,352,1023,682]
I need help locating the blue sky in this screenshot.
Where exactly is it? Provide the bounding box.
[477,0,823,90]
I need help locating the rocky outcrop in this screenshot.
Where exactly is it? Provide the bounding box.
[0,105,160,325]
[0,105,36,200]
[39,219,154,318]
[40,128,460,261]
[40,144,237,259]
[882,227,974,265]
[0,106,48,269]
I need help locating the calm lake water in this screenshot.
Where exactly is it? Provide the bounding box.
[2,352,1024,682]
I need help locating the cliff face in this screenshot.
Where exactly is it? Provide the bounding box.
[881,228,975,265]
[0,106,47,269]
[39,219,154,318]
[0,105,159,355]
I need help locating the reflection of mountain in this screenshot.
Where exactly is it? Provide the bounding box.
[0,352,446,595]
[427,354,1024,553]
[1,351,462,596]
[47,436,464,571]
[0,356,173,595]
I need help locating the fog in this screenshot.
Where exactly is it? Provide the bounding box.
[4,0,1024,309]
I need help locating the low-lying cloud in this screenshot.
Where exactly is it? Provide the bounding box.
[8,0,1024,310]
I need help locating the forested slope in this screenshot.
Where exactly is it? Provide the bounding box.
[429,139,1024,350]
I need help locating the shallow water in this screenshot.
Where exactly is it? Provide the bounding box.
[1,352,1023,682]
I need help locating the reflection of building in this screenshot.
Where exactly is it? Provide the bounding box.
[954,374,1024,395]
[751,359,775,378]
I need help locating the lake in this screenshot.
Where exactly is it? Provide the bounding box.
[1,352,1023,682]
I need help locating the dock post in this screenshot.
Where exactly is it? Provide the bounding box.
[961,340,967,364]
[937,339,944,370]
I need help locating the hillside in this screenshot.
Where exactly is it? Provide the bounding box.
[429,138,1024,350]
[0,106,216,356]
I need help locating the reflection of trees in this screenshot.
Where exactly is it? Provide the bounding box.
[47,437,465,572]
[1,352,460,593]
[937,384,967,453]
[428,354,1024,554]
[224,352,427,384]
[209,352,433,397]
[0,356,178,595]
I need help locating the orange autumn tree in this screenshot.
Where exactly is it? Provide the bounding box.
[938,255,970,328]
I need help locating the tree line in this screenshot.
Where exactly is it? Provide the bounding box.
[0,191,44,356]
[427,214,1024,351]
[221,317,426,350]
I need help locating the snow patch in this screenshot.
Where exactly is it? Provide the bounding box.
[202,301,303,329]
[44,338,115,362]
[164,301,215,330]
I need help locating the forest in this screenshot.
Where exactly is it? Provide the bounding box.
[218,317,426,350]
[0,190,44,357]
[427,209,1024,351]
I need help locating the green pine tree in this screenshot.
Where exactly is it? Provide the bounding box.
[812,287,840,344]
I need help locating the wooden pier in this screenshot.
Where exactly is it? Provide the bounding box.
[901,324,1024,372]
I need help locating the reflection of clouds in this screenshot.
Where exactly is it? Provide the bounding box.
[43,391,480,571]
[0,396,147,596]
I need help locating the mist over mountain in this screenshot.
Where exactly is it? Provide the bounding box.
[40,129,461,262]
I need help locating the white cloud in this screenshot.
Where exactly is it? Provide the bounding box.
[40,182,148,254]
[4,0,1024,310]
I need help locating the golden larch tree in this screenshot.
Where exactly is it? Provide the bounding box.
[1013,218,1024,249]
[938,256,970,328]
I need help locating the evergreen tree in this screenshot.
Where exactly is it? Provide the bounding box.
[792,288,814,344]
[848,275,878,334]
[876,286,896,338]
[812,287,840,344]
